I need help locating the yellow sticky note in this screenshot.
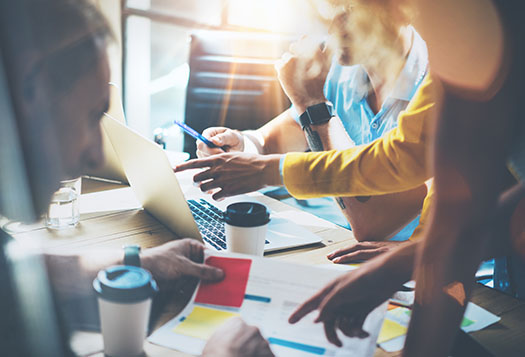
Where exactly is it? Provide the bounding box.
[377,318,407,343]
[173,306,239,340]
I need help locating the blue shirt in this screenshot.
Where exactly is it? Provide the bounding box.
[288,27,428,240]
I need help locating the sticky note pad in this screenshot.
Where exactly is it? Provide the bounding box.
[195,256,251,308]
[461,317,475,328]
[173,306,239,340]
[377,318,408,343]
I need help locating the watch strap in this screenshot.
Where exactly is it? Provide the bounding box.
[123,245,141,267]
[304,126,324,152]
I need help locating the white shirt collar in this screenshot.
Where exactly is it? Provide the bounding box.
[389,26,428,101]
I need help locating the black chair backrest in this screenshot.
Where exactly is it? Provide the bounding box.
[184,30,292,157]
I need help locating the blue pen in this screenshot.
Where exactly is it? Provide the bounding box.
[174,120,225,151]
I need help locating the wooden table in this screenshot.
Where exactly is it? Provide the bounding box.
[12,178,525,357]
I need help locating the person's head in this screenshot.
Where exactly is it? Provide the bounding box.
[316,0,413,83]
[1,0,112,216]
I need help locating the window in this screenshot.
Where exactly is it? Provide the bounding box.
[122,0,324,151]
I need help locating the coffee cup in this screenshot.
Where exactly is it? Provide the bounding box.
[93,266,158,357]
[223,202,270,256]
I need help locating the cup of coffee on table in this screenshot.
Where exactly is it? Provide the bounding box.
[223,202,270,256]
[93,265,158,356]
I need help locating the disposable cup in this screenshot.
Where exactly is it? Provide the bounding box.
[93,266,158,356]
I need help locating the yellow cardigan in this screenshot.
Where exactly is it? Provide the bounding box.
[283,75,440,200]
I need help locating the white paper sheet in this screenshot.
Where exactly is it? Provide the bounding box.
[149,251,387,356]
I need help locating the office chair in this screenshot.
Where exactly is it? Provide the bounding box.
[184,30,292,157]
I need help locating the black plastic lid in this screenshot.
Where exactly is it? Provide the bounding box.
[223,202,270,227]
[93,265,158,303]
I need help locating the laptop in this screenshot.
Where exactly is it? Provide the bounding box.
[101,114,322,252]
[85,83,128,183]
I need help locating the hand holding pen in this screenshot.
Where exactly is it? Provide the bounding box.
[174,121,248,158]
[174,121,230,157]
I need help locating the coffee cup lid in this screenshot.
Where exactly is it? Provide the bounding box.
[223,202,270,227]
[93,265,158,303]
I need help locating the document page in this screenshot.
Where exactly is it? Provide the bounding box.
[149,252,386,356]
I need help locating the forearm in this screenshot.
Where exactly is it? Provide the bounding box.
[44,246,183,300]
[283,116,431,198]
[342,186,427,241]
[44,249,122,300]
[243,109,307,155]
[405,185,524,356]
[405,198,490,357]
[43,249,123,329]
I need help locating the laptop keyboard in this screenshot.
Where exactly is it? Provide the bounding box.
[187,199,227,250]
[187,198,270,251]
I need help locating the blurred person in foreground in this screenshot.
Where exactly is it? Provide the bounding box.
[284,0,525,356]
[0,0,272,355]
[190,0,430,255]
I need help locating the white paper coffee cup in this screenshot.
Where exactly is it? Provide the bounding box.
[223,202,270,256]
[93,266,158,357]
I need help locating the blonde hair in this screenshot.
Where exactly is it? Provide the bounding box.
[315,0,415,89]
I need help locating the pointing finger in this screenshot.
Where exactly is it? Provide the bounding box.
[174,157,216,172]
[289,284,333,324]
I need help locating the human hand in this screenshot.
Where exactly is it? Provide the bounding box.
[275,37,332,114]
[141,239,223,285]
[197,127,244,158]
[202,317,274,357]
[327,241,405,264]
[289,261,399,347]
[173,152,283,200]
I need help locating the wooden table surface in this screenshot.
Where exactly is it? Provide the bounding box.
[12,178,525,357]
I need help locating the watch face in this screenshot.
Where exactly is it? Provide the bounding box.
[307,102,334,125]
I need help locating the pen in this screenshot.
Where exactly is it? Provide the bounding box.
[174,120,225,152]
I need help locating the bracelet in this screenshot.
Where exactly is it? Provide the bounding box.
[123,244,141,267]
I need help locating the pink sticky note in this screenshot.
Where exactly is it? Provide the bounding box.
[195,256,251,308]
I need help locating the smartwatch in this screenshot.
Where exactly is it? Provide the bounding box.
[123,244,141,267]
[298,102,335,129]
[299,102,335,152]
